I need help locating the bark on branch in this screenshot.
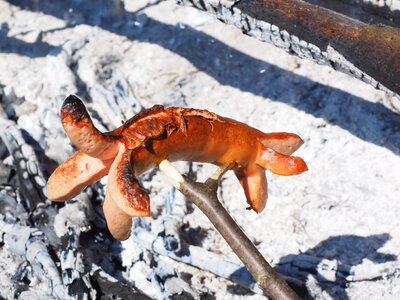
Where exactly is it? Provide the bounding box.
[159,160,301,300]
[177,0,400,112]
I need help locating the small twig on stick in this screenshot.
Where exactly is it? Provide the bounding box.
[159,160,300,300]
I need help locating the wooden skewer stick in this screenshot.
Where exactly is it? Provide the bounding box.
[159,160,300,300]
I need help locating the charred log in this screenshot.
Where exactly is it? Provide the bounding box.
[177,0,400,111]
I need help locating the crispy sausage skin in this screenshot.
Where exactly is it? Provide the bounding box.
[47,95,307,239]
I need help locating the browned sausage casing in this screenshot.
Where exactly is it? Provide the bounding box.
[47,95,307,240]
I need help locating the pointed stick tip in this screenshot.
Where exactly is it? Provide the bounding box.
[159,160,184,189]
